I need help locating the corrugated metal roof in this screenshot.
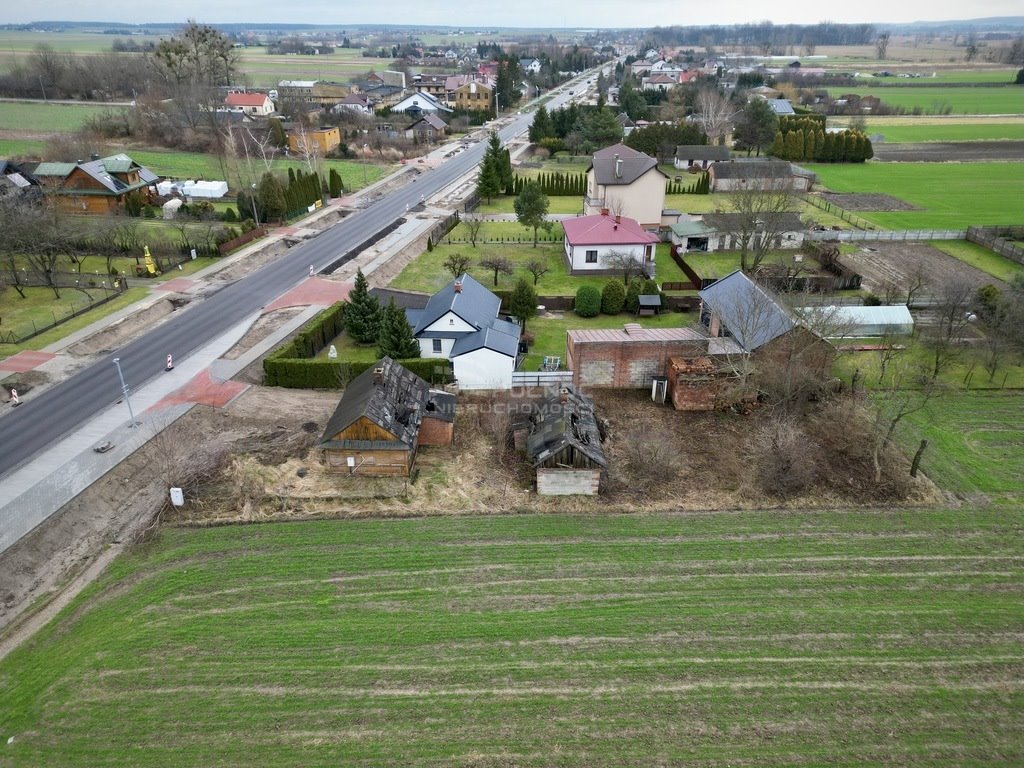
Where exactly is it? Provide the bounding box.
[569,326,705,343]
[797,304,914,333]
[699,270,795,352]
[33,162,76,177]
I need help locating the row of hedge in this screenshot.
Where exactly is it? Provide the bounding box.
[262,301,452,389]
[264,355,452,389]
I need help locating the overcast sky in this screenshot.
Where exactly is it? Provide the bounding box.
[3,2,1020,28]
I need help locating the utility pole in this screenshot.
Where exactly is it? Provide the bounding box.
[38,75,46,102]
[112,358,137,429]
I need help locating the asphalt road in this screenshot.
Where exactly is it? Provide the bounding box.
[0,113,535,479]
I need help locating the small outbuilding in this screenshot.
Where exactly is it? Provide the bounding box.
[516,386,607,496]
[797,304,914,337]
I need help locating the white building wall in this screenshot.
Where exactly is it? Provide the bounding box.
[567,242,649,272]
[417,337,456,358]
[453,348,515,390]
[423,312,477,334]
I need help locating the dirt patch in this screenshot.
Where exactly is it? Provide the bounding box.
[872,141,1024,163]
[163,387,939,528]
[221,307,306,360]
[66,296,179,356]
[839,242,1004,296]
[821,193,921,212]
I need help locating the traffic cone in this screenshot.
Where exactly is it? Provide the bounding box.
[10,388,19,407]
[165,354,174,371]
[309,265,315,277]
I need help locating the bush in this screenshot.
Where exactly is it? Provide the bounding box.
[625,278,643,313]
[575,285,601,318]
[863,293,882,306]
[222,207,238,222]
[142,205,157,219]
[601,280,626,314]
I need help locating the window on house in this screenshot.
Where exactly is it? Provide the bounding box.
[432,339,442,353]
[585,250,598,264]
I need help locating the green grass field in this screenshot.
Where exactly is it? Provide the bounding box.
[0,138,47,158]
[931,240,1024,283]
[808,162,1024,229]
[1,508,1021,766]
[826,85,1024,115]
[899,392,1024,496]
[868,121,1024,143]
[0,101,117,133]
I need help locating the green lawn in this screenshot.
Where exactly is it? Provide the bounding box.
[0,286,148,358]
[0,101,117,133]
[898,392,1024,495]
[932,240,1024,283]
[825,85,1024,115]
[524,310,691,369]
[867,121,1024,143]
[808,162,1024,229]
[1,508,1021,766]
[0,138,47,158]
[923,69,1020,84]
[475,194,582,215]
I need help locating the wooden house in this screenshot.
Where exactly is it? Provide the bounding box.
[32,154,159,215]
[318,357,455,476]
[515,386,607,495]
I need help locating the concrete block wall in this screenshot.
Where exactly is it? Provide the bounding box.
[537,468,601,495]
[569,339,707,389]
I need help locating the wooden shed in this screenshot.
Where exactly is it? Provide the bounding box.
[517,387,607,495]
[318,357,453,476]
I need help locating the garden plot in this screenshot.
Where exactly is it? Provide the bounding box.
[872,140,1024,162]
[839,242,1004,296]
[821,193,921,211]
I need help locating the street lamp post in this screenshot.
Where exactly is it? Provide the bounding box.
[112,357,137,429]
[250,183,260,225]
[362,143,369,187]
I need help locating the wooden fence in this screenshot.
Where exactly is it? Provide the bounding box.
[218,226,268,255]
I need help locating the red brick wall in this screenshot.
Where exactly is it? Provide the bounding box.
[568,338,707,389]
[418,416,453,447]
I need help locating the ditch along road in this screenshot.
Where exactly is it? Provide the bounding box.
[0,113,536,484]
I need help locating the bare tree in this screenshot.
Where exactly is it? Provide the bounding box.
[923,278,973,381]
[876,32,892,60]
[442,253,472,278]
[478,255,513,286]
[727,178,797,273]
[694,88,736,146]
[870,359,939,483]
[903,262,930,308]
[525,258,550,286]
[605,250,646,284]
[463,217,483,247]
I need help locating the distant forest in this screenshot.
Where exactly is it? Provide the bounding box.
[646,23,878,49]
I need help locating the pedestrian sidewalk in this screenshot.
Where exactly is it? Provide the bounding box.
[0,302,324,556]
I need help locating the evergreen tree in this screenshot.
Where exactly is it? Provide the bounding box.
[377,298,420,359]
[269,118,287,148]
[476,153,502,203]
[513,180,551,247]
[529,105,553,143]
[509,277,538,332]
[345,269,382,345]
[257,171,287,222]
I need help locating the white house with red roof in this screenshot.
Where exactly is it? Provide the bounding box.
[562,210,660,277]
[223,91,275,116]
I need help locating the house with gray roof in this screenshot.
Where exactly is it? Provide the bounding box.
[406,273,522,390]
[708,159,815,193]
[673,144,731,170]
[317,357,454,476]
[584,143,668,228]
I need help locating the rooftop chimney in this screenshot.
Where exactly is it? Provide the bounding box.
[454,279,463,293]
[373,366,385,385]
[614,154,622,179]
[559,387,570,404]
[90,153,99,161]
[615,215,621,224]
[600,208,609,217]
